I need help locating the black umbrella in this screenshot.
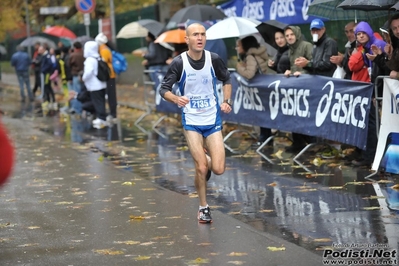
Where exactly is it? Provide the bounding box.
[337,0,397,11]
[256,20,288,49]
[166,4,226,30]
[137,19,165,37]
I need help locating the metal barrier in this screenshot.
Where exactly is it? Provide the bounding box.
[374,75,388,138]
[134,69,157,134]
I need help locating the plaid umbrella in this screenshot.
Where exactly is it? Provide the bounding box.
[307,0,389,22]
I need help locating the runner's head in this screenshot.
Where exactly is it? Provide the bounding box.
[185,23,206,54]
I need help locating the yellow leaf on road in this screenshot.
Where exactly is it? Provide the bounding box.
[121,182,135,186]
[227,252,248,256]
[98,155,104,162]
[129,215,145,220]
[258,209,274,213]
[114,240,140,245]
[134,255,151,260]
[267,246,286,251]
[187,257,210,264]
[94,249,124,255]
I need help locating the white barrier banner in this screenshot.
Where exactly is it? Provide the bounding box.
[372,78,399,172]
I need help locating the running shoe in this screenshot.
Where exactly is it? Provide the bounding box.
[198,207,212,223]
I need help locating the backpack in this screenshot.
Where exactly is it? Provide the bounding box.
[111,50,127,75]
[97,57,110,82]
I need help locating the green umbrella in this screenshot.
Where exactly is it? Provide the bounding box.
[307,0,389,22]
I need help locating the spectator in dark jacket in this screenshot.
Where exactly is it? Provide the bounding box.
[68,42,85,114]
[11,45,33,102]
[268,30,290,75]
[40,45,56,110]
[31,42,42,96]
[142,32,171,91]
[295,19,338,77]
[330,21,357,80]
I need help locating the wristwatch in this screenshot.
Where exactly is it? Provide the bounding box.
[224,99,232,107]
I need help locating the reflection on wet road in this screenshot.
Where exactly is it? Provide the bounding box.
[2,88,399,255]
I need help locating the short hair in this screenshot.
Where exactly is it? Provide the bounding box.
[73,41,82,49]
[240,35,260,52]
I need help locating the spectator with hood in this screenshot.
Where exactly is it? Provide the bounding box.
[283,25,314,152]
[348,21,386,167]
[82,41,107,129]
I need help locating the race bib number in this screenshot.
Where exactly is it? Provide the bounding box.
[190,98,211,109]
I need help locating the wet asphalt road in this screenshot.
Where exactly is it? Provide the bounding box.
[0,78,399,265]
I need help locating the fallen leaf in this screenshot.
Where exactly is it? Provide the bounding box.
[227,261,246,265]
[134,255,151,260]
[187,257,210,264]
[114,240,140,245]
[198,242,212,246]
[267,182,277,187]
[267,246,286,251]
[227,252,248,256]
[98,155,104,162]
[121,182,135,186]
[362,206,381,210]
[27,226,40,229]
[129,215,145,220]
[55,201,74,205]
[258,209,274,213]
[94,249,124,255]
[313,238,332,242]
[329,186,344,190]
[141,188,156,191]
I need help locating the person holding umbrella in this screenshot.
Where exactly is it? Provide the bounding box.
[235,35,273,146]
[159,23,232,224]
[142,32,171,91]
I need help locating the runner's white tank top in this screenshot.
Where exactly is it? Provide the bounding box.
[180,51,218,126]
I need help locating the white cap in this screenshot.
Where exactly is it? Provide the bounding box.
[95,32,108,45]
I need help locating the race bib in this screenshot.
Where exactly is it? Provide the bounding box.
[190,98,211,109]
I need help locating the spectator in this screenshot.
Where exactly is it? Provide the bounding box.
[268,30,290,74]
[31,42,42,97]
[40,45,56,111]
[95,32,118,122]
[283,25,313,152]
[68,42,85,115]
[82,41,108,129]
[295,19,338,77]
[348,21,386,167]
[10,45,33,102]
[142,32,171,90]
[235,35,272,145]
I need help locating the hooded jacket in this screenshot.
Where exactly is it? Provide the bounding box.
[236,45,269,79]
[286,26,313,73]
[82,41,106,92]
[270,45,290,74]
[349,21,387,83]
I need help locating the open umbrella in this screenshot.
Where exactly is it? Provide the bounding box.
[0,44,7,55]
[392,2,399,10]
[44,26,77,39]
[155,29,186,44]
[337,0,397,11]
[307,0,389,21]
[256,20,288,48]
[206,17,261,40]
[20,36,56,49]
[166,4,226,30]
[117,19,164,39]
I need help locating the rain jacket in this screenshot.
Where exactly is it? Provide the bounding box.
[143,42,171,67]
[82,41,106,92]
[236,45,269,79]
[304,33,338,77]
[11,51,31,72]
[348,21,387,83]
[69,48,84,76]
[286,26,313,73]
